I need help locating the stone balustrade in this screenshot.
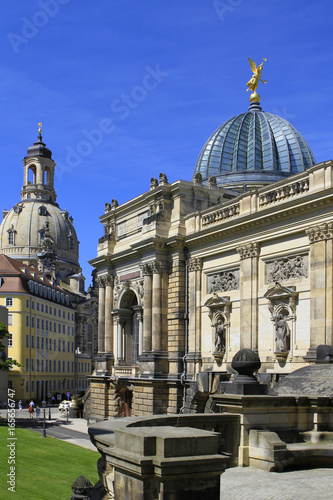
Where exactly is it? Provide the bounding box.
[202,202,240,226]
[259,178,309,207]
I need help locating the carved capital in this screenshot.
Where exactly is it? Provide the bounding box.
[188,257,203,272]
[306,222,333,243]
[236,242,260,259]
[140,263,152,276]
[151,260,166,274]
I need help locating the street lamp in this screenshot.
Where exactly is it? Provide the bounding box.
[47,392,52,420]
[41,400,47,438]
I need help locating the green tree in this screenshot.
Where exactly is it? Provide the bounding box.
[0,320,21,371]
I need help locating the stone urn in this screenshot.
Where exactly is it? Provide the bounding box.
[231,349,261,384]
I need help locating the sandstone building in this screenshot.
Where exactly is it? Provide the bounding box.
[0,126,97,400]
[86,95,332,420]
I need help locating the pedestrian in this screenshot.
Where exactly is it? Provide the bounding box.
[18,400,22,411]
[51,396,55,405]
[29,400,35,408]
[28,404,34,418]
[35,406,40,419]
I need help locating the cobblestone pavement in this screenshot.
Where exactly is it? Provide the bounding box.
[221,467,333,500]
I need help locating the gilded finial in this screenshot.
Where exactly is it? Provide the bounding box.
[246,58,267,103]
[38,122,42,137]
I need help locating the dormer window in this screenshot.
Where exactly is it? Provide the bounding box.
[39,205,50,216]
[7,225,16,245]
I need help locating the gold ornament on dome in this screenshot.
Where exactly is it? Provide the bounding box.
[246,58,267,103]
[38,122,42,135]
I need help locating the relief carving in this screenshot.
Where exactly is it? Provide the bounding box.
[306,222,333,243]
[237,242,260,259]
[207,270,239,293]
[267,255,308,283]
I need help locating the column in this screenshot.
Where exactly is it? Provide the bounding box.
[237,242,260,350]
[152,261,163,351]
[104,276,114,353]
[306,222,333,353]
[142,263,152,352]
[138,311,143,356]
[97,276,106,353]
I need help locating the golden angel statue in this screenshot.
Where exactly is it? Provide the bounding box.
[246,58,267,93]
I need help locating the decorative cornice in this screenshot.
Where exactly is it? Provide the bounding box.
[236,242,260,259]
[306,221,333,243]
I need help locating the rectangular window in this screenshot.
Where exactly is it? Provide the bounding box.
[71,342,74,353]
[31,359,34,372]
[8,314,13,326]
[53,380,56,390]
[48,360,51,372]
[58,360,61,372]
[25,380,29,393]
[45,360,48,372]
[67,361,70,372]
[25,358,29,371]
[68,326,70,335]
[26,316,29,327]
[45,320,48,331]
[58,310,61,318]
[45,338,48,350]
[41,319,44,330]
[36,302,40,311]
[41,304,44,313]
[58,324,61,334]
[41,337,44,350]
[71,361,74,373]
[58,340,61,351]
[71,380,74,390]
[67,312,70,320]
[31,317,35,328]
[63,341,65,352]
[37,336,40,349]
[45,305,48,314]
[6,297,13,307]
[49,322,52,332]
[54,339,56,351]
[26,334,29,348]
[8,333,13,347]
[26,299,29,308]
[71,314,74,321]
[62,325,65,334]
[31,335,34,349]
[31,301,35,310]
[54,360,56,372]
[54,307,56,316]
[63,311,65,319]
[54,322,56,332]
[37,318,40,329]
[49,339,52,351]
[67,341,70,353]
[41,360,44,372]
[72,327,74,336]
[31,380,35,392]
[63,361,65,372]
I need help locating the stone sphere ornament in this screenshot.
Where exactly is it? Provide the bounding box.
[231,349,261,384]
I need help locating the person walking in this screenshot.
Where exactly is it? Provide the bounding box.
[35,406,40,419]
[18,400,22,411]
[28,404,34,418]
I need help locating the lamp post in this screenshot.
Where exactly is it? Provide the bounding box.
[42,400,46,438]
[47,392,52,420]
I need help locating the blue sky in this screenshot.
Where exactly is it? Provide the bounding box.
[1,0,333,283]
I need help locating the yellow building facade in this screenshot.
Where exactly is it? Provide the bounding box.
[0,254,76,402]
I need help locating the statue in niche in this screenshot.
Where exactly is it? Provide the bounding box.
[274,314,290,352]
[214,317,226,353]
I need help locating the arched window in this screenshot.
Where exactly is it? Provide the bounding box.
[28,165,36,184]
[39,206,50,216]
[7,225,16,245]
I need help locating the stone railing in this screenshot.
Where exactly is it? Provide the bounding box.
[202,202,240,226]
[112,366,139,377]
[259,178,309,207]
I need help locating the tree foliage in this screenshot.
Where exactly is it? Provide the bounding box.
[0,320,21,371]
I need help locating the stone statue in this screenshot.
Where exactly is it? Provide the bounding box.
[246,58,267,93]
[214,318,225,353]
[274,314,290,352]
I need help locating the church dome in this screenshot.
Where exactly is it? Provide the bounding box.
[194,102,316,190]
[0,201,80,275]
